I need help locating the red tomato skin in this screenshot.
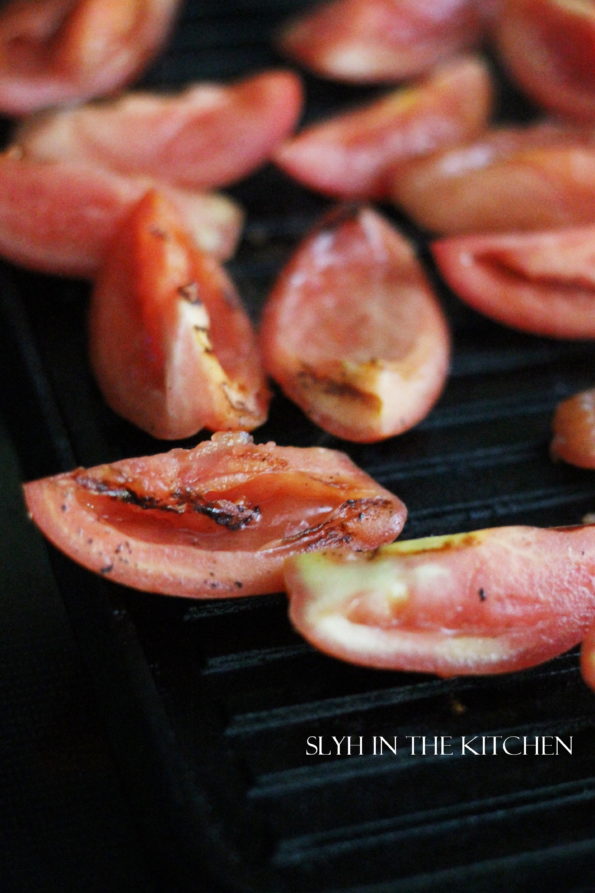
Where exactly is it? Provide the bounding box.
[89,191,269,440]
[259,205,450,443]
[276,0,498,84]
[274,55,492,200]
[432,226,595,339]
[16,70,304,189]
[285,525,595,676]
[392,123,595,234]
[580,621,595,693]
[0,0,181,116]
[0,150,242,276]
[23,431,407,599]
[551,388,595,470]
[496,0,595,123]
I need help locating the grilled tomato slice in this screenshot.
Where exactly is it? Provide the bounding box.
[551,387,595,470]
[0,149,242,276]
[432,225,595,339]
[274,55,491,200]
[89,190,268,440]
[496,0,595,123]
[392,122,595,234]
[23,431,407,598]
[16,70,303,188]
[285,525,595,676]
[276,0,497,84]
[0,0,181,116]
[260,205,450,442]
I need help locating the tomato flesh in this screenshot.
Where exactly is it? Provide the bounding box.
[0,150,242,276]
[496,0,595,123]
[285,525,595,676]
[23,431,407,598]
[16,70,303,188]
[274,55,492,200]
[433,225,595,339]
[391,123,595,234]
[276,0,497,84]
[0,0,181,116]
[89,190,268,439]
[260,205,450,442]
[551,387,595,469]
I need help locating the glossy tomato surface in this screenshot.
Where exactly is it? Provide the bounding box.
[274,55,491,200]
[89,190,269,439]
[286,525,595,676]
[16,69,303,188]
[0,150,242,276]
[433,225,595,339]
[551,387,595,470]
[276,0,497,84]
[392,122,595,234]
[0,0,181,116]
[496,0,595,123]
[23,431,407,598]
[260,205,450,442]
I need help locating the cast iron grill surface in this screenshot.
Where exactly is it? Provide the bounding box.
[1,1,595,891]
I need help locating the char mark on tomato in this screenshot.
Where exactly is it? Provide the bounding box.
[88,190,268,440]
[24,432,407,598]
[260,204,450,442]
[74,472,262,530]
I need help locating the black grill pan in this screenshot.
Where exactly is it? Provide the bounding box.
[1,2,595,891]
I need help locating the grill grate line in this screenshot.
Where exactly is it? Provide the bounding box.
[274,774,595,866]
[226,655,578,735]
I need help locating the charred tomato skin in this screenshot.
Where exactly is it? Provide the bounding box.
[260,205,450,443]
[23,431,407,599]
[285,525,595,676]
[551,387,595,470]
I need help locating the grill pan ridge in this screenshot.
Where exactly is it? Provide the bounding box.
[1,1,595,891]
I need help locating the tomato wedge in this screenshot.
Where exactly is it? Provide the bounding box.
[432,225,595,339]
[0,149,242,276]
[0,0,181,116]
[260,205,450,442]
[391,122,595,234]
[274,55,492,200]
[89,190,269,440]
[16,70,304,189]
[23,431,407,598]
[276,0,498,84]
[551,387,595,470]
[285,525,595,676]
[496,0,595,123]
